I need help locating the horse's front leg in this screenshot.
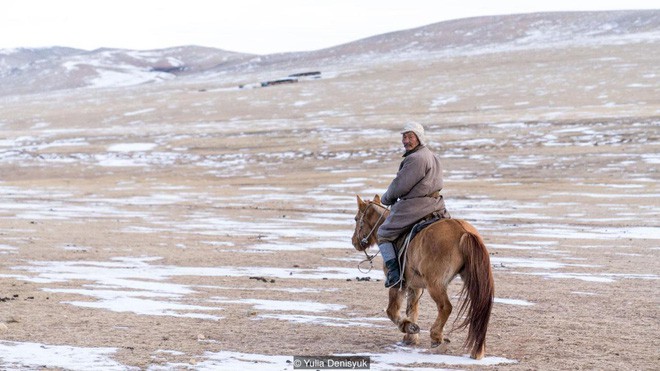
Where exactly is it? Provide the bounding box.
[402,287,422,345]
[386,287,420,339]
[385,287,404,328]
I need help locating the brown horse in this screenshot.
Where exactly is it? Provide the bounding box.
[351,194,494,359]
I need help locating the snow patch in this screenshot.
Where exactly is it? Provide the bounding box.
[0,341,132,371]
[107,143,157,152]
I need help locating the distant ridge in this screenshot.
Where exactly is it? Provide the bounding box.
[297,10,659,59]
[0,10,657,96]
[0,46,250,96]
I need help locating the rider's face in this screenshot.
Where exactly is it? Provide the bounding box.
[402,131,419,151]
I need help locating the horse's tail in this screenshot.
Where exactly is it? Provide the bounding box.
[454,230,495,360]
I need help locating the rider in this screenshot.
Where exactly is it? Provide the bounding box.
[377,122,450,287]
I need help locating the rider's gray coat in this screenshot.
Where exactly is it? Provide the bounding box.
[377,145,447,243]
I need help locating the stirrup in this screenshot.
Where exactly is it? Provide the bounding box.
[385,277,400,288]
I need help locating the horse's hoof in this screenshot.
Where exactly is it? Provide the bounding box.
[404,322,420,334]
[471,347,485,360]
[402,335,419,346]
[431,338,450,348]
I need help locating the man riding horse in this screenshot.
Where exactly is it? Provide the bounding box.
[377,122,450,287]
[353,125,493,358]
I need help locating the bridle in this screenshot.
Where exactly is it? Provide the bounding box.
[356,201,389,273]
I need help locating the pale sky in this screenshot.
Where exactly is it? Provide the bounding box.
[2,0,657,54]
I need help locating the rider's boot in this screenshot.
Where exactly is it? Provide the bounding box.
[378,242,401,288]
[384,258,401,288]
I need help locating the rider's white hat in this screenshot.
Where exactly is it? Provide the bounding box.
[401,122,426,146]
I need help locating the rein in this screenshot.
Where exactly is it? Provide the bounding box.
[357,202,389,273]
[358,249,380,273]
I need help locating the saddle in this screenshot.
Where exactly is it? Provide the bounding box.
[391,209,451,288]
[393,209,450,252]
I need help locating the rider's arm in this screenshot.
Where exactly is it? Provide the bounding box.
[381,155,426,205]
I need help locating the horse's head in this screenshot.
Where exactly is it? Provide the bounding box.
[351,194,388,251]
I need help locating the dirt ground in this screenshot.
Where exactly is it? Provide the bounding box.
[1,38,659,370]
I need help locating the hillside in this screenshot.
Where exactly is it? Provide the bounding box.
[0,46,250,95]
[0,10,657,96]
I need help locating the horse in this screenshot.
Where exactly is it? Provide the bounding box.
[351,194,494,360]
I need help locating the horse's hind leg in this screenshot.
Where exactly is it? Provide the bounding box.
[427,284,452,347]
[402,287,422,345]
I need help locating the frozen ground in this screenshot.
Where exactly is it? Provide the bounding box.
[0,12,659,371]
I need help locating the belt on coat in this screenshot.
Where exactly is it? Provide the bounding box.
[427,190,442,198]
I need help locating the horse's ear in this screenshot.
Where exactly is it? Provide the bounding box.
[356,195,365,207]
[374,194,381,204]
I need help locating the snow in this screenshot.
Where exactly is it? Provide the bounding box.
[124,108,156,116]
[90,68,174,88]
[430,95,459,109]
[62,294,224,320]
[366,346,517,368]
[507,226,660,240]
[3,257,380,322]
[256,314,390,328]
[0,340,522,370]
[0,244,17,254]
[491,256,598,270]
[147,348,517,370]
[495,298,534,306]
[522,272,659,283]
[0,341,133,371]
[107,142,157,152]
[210,298,345,313]
[155,351,291,371]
